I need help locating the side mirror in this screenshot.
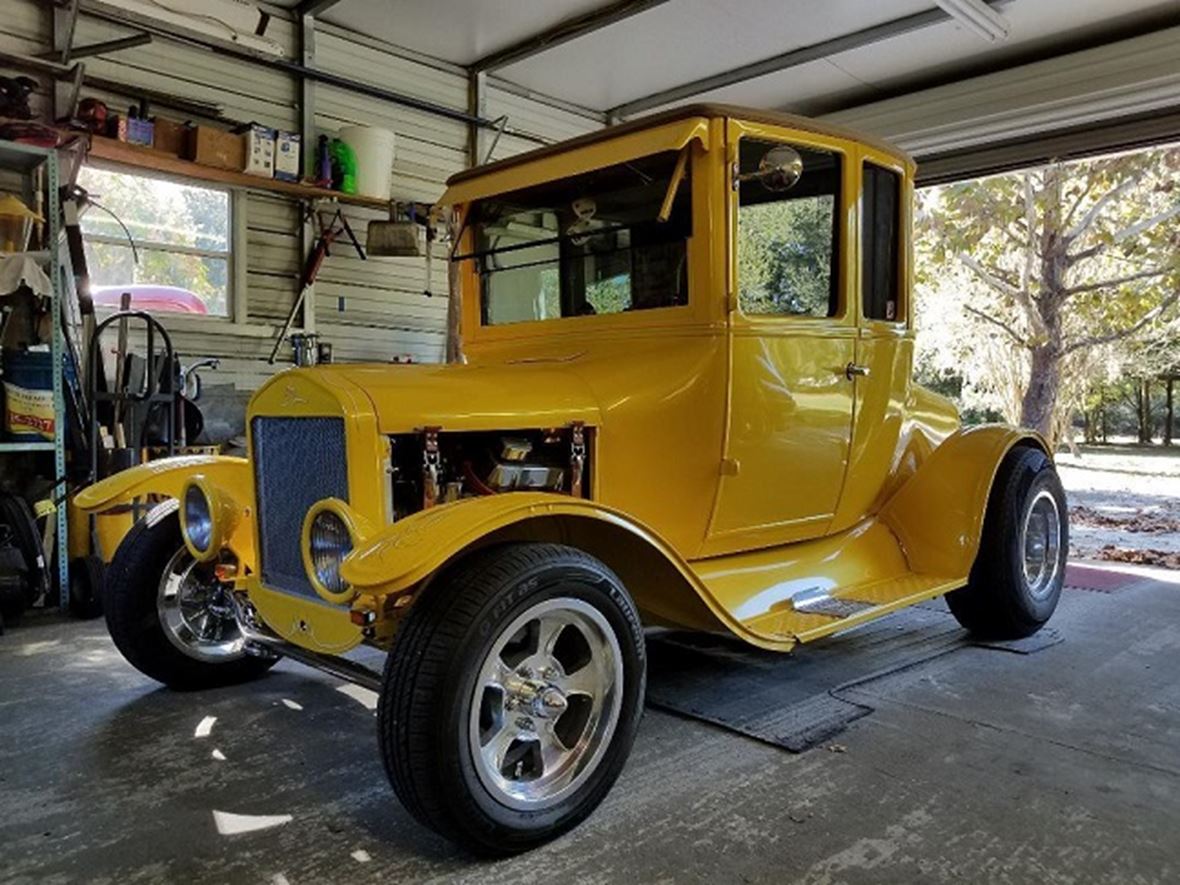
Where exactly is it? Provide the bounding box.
[736,145,804,192]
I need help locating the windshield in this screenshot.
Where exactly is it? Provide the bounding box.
[462,150,692,326]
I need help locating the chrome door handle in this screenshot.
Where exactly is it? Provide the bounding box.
[844,362,870,380]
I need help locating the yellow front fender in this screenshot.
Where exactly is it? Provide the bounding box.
[340,492,758,643]
[74,455,256,567]
[879,424,1049,577]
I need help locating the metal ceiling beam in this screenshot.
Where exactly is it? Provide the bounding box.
[296,0,345,17]
[37,33,152,61]
[472,0,674,73]
[609,0,1009,119]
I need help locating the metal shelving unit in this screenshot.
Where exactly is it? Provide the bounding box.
[0,139,69,606]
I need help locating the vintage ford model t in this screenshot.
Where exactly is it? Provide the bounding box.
[78,104,1068,854]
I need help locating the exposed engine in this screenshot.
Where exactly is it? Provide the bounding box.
[388,425,589,520]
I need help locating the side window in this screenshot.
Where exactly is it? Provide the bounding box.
[862,163,902,322]
[78,166,232,317]
[737,140,841,318]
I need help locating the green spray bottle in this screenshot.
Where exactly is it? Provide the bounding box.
[329,137,358,195]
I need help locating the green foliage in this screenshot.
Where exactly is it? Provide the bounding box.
[738,196,833,316]
[915,143,1180,443]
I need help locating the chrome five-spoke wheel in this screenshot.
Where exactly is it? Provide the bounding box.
[469,598,623,810]
[380,543,645,855]
[157,548,247,662]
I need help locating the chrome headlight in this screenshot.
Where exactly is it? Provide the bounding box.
[308,508,353,598]
[182,482,215,558]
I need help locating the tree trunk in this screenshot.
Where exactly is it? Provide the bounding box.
[1021,344,1060,442]
[1137,378,1152,445]
[1166,378,1175,447]
[1019,164,1067,448]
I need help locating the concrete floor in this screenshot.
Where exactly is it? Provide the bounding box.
[2,570,1179,884]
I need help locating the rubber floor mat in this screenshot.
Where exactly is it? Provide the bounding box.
[645,603,1062,752]
[1064,564,1140,593]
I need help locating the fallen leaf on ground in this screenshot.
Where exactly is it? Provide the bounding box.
[1097,545,1180,569]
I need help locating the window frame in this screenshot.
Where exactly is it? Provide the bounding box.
[78,161,241,325]
[860,159,906,326]
[728,121,854,329]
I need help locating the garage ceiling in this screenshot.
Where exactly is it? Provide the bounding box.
[292,0,1180,119]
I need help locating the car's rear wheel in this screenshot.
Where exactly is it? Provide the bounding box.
[947,446,1068,639]
[379,543,645,855]
[104,500,277,690]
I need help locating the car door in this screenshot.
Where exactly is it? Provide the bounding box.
[830,151,917,532]
[705,122,857,555]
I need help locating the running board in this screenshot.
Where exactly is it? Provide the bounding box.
[741,573,964,644]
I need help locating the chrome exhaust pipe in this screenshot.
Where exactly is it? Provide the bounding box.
[231,593,383,692]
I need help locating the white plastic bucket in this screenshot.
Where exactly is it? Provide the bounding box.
[338,125,396,200]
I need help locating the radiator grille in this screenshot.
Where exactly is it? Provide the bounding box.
[252,416,348,601]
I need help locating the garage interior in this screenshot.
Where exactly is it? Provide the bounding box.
[1,0,1179,881]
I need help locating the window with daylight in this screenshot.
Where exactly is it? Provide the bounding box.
[78,166,231,317]
[737,140,842,318]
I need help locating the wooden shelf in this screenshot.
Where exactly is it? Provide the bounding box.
[87,136,394,210]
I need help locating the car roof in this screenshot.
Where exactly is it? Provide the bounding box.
[446,103,913,188]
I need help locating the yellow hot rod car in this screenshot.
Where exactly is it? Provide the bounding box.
[77,104,1067,855]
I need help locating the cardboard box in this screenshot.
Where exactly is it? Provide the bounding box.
[184,126,245,171]
[241,123,276,178]
[274,130,301,182]
[152,117,189,156]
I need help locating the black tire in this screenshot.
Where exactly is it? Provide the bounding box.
[947,446,1068,639]
[379,543,646,856]
[68,555,105,620]
[104,500,277,690]
[0,492,47,603]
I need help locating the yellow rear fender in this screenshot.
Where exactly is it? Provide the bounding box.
[879,424,1049,577]
[340,492,757,643]
[73,455,256,566]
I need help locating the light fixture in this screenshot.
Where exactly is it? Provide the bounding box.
[91,0,286,58]
[935,0,1011,42]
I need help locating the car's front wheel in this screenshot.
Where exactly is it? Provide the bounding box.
[379,543,646,855]
[947,446,1068,639]
[104,500,277,690]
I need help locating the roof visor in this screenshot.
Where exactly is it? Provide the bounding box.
[439,117,711,207]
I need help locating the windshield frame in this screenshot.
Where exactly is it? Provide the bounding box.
[453,122,718,345]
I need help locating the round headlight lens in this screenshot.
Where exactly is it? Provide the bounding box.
[310,509,353,595]
[183,483,214,555]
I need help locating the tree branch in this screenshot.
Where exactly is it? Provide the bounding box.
[1062,288,1180,355]
[1070,200,1180,265]
[1065,268,1169,297]
[1110,202,1180,245]
[958,252,1048,340]
[1066,178,1135,240]
[1062,177,1096,231]
[964,305,1032,348]
[959,253,1021,298]
[1021,174,1037,294]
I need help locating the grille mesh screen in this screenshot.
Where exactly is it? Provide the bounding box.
[252,416,348,600]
